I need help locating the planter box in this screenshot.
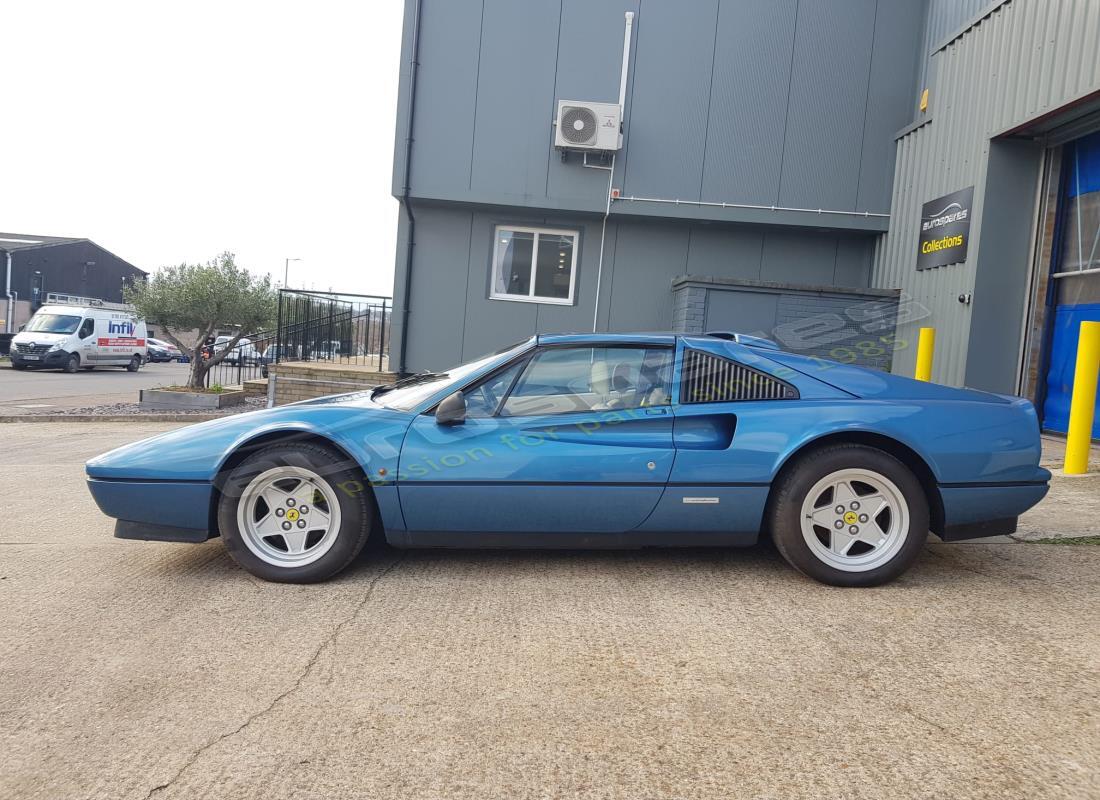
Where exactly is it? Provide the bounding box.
[140,388,246,410]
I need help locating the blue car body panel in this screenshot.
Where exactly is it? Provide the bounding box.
[85,332,1050,546]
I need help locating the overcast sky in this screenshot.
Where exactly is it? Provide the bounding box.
[0,0,403,297]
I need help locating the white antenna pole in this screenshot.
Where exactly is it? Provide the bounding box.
[618,11,634,113]
[593,11,635,333]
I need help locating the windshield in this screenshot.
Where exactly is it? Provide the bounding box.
[25,313,81,334]
[373,340,532,411]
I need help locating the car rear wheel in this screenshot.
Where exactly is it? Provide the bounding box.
[217,443,373,583]
[768,444,928,587]
[64,353,80,374]
[127,355,142,372]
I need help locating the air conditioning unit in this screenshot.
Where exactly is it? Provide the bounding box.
[554,100,621,151]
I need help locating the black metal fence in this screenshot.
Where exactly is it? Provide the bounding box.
[202,290,391,389]
[203,329,277,389]
[274,289,391,371]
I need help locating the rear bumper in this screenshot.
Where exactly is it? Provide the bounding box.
[87,478,214,541]
[937,475,1050,541]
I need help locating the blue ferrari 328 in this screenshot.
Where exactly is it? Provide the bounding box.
[86,332,1050,586]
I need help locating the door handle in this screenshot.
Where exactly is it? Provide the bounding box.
[643,407,670,416]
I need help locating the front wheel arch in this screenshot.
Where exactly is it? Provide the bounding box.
[765,431,944,537]
[211,430,384,545]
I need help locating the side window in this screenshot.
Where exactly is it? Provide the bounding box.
[680,349,797,403]
[500,346,672,417]
[78,319,95,339]
[463,360,526,418]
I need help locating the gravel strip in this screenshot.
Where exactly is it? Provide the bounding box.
[18,396,269,418]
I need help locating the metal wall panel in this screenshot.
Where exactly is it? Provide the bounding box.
[858,0,929,211]
[405,0,484,198]
[470,0,562,200]
[699,0,798,206]
[779,0,877,210]
[872,0,1100,386]
[620,0,720,199]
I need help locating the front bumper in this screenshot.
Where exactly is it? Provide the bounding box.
[87,478,215,541]
[11,349,68,368]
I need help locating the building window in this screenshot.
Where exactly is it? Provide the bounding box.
[491,225,578,305]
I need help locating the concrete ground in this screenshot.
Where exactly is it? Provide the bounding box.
[0,361,191,414]
[1,423,1098,800]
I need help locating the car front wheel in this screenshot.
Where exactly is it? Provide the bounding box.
[217,443,373,582]
[64,353,80,373]
[768,444,928,587]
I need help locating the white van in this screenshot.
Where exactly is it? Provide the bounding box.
[10,300,148,373]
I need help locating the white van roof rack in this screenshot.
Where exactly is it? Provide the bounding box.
[44,292,134,312]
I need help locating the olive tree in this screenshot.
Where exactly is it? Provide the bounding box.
[124,252,277,390]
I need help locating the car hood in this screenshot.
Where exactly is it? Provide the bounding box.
[762,350,1014,403]
[12,331,67,344]
[86,395,414,482]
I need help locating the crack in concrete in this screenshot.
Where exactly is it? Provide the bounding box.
[144,553,407,799]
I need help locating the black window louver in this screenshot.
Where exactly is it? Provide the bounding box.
[681,349,797,403]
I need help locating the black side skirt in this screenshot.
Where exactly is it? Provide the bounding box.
[938,517,1017,542]
[114,520,213,543]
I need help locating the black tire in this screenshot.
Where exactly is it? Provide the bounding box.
[767,443,928,587]
[127,354,142,372]
[63,353,80,374]
[217,442,373,583]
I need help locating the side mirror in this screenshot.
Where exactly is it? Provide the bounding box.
[435,391,466,426]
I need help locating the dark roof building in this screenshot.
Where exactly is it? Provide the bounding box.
[1,233,146,332]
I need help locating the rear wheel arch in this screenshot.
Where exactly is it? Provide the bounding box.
[212,430,383,543]
[767,431,945,535]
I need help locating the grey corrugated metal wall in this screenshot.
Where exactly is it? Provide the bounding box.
[393,0,924,222]
[872,0,1100,387]
[915,0,1002,101]
[391,0,927,372]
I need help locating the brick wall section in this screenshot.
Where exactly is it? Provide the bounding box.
[270,362,398,406]
[672,275,901,371]
[672,285,708,335]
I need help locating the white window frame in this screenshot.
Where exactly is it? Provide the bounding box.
[490,224,579,305]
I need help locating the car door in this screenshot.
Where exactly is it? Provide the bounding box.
[398,344,676,539]
[76,317,96,363]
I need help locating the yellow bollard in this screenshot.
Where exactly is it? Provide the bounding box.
[914,327,936,382]
[1064,320,1100,475]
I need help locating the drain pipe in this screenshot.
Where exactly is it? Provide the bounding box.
[396,0,423,376]
[592,11,634,333]
[3,250,12,334]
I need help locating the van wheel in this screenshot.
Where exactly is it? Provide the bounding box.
[127,355,142,372]
[64,354,80,374]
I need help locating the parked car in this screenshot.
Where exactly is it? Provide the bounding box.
[85,332,1050,586]
[10,303,146,373]
[213,335,260,366]
[145,337,183,363]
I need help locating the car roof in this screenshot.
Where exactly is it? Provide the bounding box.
[534,331,781,350]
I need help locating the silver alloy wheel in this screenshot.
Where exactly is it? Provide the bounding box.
[799,468,910,573]
[236,466,342,568]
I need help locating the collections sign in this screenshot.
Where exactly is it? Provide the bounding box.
[917,186,973,270]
